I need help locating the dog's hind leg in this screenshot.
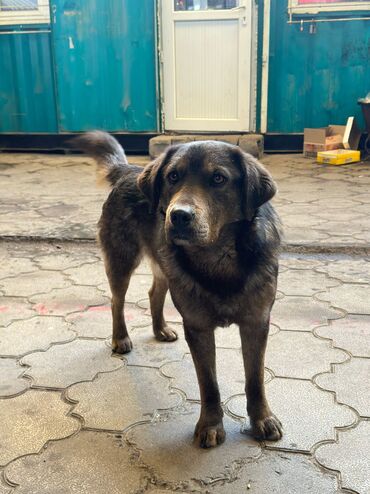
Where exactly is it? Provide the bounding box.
[104,252,141,354]
[149,262,178,342]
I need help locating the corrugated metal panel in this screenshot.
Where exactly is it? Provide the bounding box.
[0,30,58,133]
[51,0,158,132]
[267,2,370,133]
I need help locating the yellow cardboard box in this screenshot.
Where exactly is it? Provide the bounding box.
[317,149,361,165]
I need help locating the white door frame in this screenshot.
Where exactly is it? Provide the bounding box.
[158,0,258,133]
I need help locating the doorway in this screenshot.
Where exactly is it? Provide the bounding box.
[160,0,256,132]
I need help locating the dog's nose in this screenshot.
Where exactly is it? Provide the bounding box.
[170,206,194,228]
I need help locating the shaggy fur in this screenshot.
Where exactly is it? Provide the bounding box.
[76,131,283,448]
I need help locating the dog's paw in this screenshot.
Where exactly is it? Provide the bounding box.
[194,423,226,448]
[251,415,283,441]
[154,326,178,342]
[112,336,133,354]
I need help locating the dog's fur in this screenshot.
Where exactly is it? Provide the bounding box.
[76,131,283,448]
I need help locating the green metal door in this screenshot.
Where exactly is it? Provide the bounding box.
[51,0,158,132]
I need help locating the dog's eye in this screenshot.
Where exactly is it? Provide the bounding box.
[212,173,227,185]
[168,171,179,184]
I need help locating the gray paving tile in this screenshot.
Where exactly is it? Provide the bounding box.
[34,251,99,270]
[315,359,370,417]
[161,350,272,402]
[266,331,347,379]
[212,450,338,494]
[277,269,339,297]
[64,261,107,287]
[0,359,29,397]
[315,316,370,357]
[0,473,12,494]
[138,294,182,324]
[0,316,75,357]
[121,325,188,367]
[279,256,326,271]
[0,298,35,327]
[226,379,356,452]
[315,259,370,284]
[67,366,182,430]
[317,284,370,315]
[127,403,260,486]
[283,228,330,245]
[4,431,143,494]
[21,339,123,389]
[66,304,151,339]
[0,257,36,279]
[0,390,79,465]
[271,296,343,331]
[315,421,370,494]
[29,285,108,316]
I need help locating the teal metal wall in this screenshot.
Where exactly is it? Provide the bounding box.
[0,29,58,132]
[267,3,370,133]
[51,0,158,132]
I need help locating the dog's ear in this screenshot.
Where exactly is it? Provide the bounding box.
[234,148,277,221]
[137,145,180,212]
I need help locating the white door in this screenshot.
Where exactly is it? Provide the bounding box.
[160,0,255,132]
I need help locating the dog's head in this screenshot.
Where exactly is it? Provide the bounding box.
[138,141,276,247]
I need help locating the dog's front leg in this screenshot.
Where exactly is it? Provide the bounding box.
[184,323,225,448]
[239,317,283,441]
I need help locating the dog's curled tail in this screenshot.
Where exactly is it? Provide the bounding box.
[73,131,128,187]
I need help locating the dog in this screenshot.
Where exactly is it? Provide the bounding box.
[76,131,283,448]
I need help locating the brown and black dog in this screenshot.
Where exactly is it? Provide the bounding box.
[76,131,283,448]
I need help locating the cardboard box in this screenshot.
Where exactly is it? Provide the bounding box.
[317,149,361,165]
[343,116,362,150]
[303,125,346,158]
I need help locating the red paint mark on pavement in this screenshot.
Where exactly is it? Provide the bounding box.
[34,303,49,315]
[87,305,110,312]
[0,306,8,313]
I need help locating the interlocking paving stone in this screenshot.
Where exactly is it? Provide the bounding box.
[0,474,12,494]
[0,359,29,397]
[21,339,123,389]
[0,298,35,327]
[271,296,343,331]
[315,259,370,284]
[0,390,79,465]
[64,262,107,287]
[121,325,188,367]
[226,379,356,452]
[280,255,326,271]
[66,304,151,339]
[0,316,75,357]
[161,350,272,402]
[315,359,370,417]
[283,228,330,245]
[265,331,347,379]
[315,316,370,357]
[138,295,182,324]
[126,404,261,486]
[67,366,181,430]
[34,251,100,270]
[0,258,36,279]
[212,451,338,494]
[4,431,143,494]
[29,285,108,316]
[316,284,370,315]
[277,270,339,297]
[315,421,370,494]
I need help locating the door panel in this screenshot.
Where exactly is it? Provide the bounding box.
[51,0,158,132]
[161,0,254,132]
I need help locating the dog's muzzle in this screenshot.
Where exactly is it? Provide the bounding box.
[167,205,196,244]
